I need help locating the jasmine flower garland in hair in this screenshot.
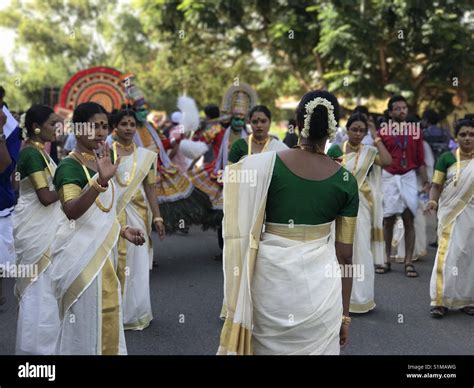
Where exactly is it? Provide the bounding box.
[19,112,27,139]
[301,97,337,141]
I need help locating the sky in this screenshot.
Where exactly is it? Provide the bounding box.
[0,0,17,71]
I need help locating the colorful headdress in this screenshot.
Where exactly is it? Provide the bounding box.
[221,82,258,117]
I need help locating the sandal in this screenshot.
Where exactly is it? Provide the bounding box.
[375,263,391,274]
[430,306,447,318]
[460,306,474,316]
[405,264,419,278]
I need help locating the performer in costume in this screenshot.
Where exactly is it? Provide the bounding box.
[122,74,210,234]
[192,104,225,164]
[50,102,145,355]
[13,105,63,354]
[111,109,164,330]
[218,91,358,355]
[426,119,474,318]
[189,82,258,232]
[327,113,392,313]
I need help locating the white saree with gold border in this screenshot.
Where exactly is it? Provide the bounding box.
[13,158,62,355]
[50,177,126,355]
[218,151,342,355]
[114,147,157,330]
[345,145,378,313]
[429,159,474,308]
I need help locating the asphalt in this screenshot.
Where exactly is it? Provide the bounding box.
[0,216,472,355]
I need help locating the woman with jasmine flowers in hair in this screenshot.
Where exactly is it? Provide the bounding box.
[218,91,359,355]
[13,105,63,354]
[327,113,392,314]
[50,102,146,355]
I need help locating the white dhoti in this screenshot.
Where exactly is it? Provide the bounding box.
[382,169,418,217]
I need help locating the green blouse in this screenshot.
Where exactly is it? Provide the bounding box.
[17,147,51,190]
[266,155,359,225]
[53,157,96,203]
[432,151,456,185]
[327,143,344,159]
[228,138,249,164]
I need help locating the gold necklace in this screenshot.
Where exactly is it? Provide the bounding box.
[115,141,135,152]
[113,141,137,187]
[28,140,45,150]
[342,141,361,175]
[251,135,268,145]
[459,149,473,158]
[78,151,96,162]
[248,134,271,156]
[293,143,326,155]
[347,141,361,152]
[70,152,114,212]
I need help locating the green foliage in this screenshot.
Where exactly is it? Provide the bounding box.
[0,0,472,120]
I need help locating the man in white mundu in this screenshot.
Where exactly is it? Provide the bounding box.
[378,96,430,277]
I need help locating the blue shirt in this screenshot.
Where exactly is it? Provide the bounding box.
[0,127,21,212]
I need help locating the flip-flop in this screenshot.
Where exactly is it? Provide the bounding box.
[405,264,418,278]
[430,306,447,318]
[375,263,391,274]
[460,307,474,316]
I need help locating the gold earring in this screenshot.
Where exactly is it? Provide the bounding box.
[34,128,41,135]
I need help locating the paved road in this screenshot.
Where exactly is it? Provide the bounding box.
[0,216,472,355]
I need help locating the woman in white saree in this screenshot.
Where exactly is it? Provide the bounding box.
[327,113,392,314]
[218,91,359,355]
[111,109,165,331]
[426,119,474,318]
[50,102,146,355]
[13,105,63,354]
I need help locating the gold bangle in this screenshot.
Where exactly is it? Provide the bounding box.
[342,315,352,325]
[91,178,107,193]
[120,224,130,238]
[427,200,438,208]
[153,217,164,223]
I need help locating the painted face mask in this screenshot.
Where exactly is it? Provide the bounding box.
[136,109,148,123]
[231,117,245,131]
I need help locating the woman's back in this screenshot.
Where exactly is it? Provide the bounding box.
[265,151,358,225]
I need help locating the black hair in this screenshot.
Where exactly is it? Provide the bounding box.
[388,95,408,111]
[422,109,439,125]
[0,86,5,99]
[24,104,54,137]
[249,105,272,121]
[346,113,368,131]
[454,119,474,137]
[204,104,220,119]
[296,90,339,140]
[112,109,137,128]
[353,105,369,117]
[463,113,474,121]
[72,102,107,124]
